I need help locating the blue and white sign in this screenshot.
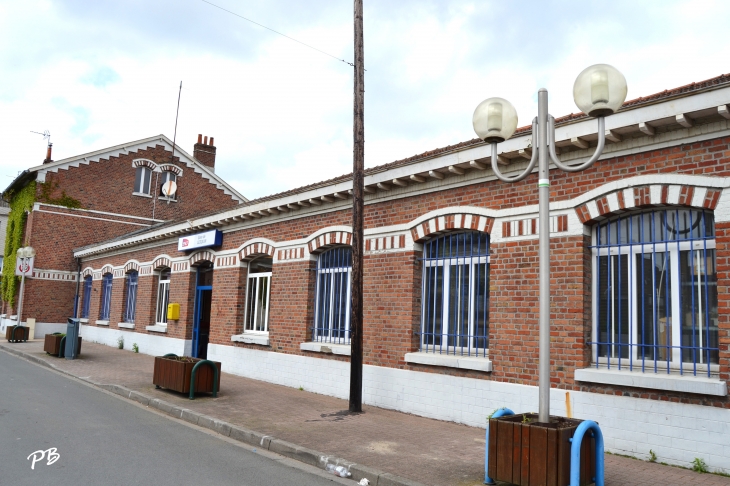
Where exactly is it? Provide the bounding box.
[178,230,222,251]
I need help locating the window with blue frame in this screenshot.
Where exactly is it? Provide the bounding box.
[420,231,490,356]
[81,276,92,319]
[123,271,139,323]
[313,246,351,344]
[99,273,113,320]
[591,208,718,376]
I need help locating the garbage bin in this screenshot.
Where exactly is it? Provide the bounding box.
[65,317,80,360]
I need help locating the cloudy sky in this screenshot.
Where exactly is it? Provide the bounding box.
[1,0,729,200]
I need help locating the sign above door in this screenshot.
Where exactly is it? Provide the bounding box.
[178,230,222,251]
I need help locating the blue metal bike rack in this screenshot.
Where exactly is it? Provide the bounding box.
[569,420,604,486]
[484,408,515,484]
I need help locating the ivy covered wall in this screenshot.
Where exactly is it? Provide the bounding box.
[1,181,36,307]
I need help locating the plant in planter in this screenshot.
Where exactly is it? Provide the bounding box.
[488,413,597,486]
[152,354,221,399]
[43,333,82,357]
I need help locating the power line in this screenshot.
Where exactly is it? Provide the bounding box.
[201,0,357,68]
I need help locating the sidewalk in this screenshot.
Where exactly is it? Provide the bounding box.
[3,340,729,486]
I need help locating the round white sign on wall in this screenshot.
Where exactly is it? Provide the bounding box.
[162,180,177,197]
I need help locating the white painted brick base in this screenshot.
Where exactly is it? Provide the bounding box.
[79,325,192,357]
[208,343,730,474]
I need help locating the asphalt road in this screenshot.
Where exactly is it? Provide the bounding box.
[0,350,351,486]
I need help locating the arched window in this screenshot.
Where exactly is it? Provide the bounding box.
[134,166,152,195]
[123,271,139,323]
[591,208,718,375]
[420,231,490,356]
[313,246,352,344]
[155,268,171,325]
[99,273,113,321]
[81,276,92,319]
[244,257,273,333]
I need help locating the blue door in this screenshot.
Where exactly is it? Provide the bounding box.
[192,264,214,359]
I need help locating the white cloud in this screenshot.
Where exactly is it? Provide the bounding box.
[1,0,728,199]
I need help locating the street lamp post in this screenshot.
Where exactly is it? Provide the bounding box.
[16,246,36,328]
[472,64,627,424]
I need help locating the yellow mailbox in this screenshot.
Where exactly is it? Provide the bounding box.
[167,303,180,320]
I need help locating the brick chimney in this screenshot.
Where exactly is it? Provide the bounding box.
[193,134,216,171]
[43,143,53,164]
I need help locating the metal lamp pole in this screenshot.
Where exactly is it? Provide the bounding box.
[473,65,627,423]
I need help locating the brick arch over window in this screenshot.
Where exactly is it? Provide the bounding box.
[189,251,215,266]
[81,268,94,278]
[239,242,275,262]
[410,213,494,243]
[152,256,172,270]
[157,163,183,177]
[101,265,114,275]
[123,261,140,273]
[308,231,352,254]
[131,158,159,171]
[575,184,722,225]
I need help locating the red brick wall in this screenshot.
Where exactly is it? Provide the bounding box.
[73,135,730,408]
[37,144,237,221]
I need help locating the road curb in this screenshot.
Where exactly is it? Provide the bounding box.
[0,343,425,486]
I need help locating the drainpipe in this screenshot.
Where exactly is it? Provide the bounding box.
[73,257,81,318]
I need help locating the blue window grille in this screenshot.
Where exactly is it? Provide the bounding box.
[590,208,718,376]
[99,273,113,320]
[123,271,139,323]
[419,231,490,356]
[313,246,351,344]
[81,276,92,319]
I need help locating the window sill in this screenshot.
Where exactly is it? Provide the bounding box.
[231,333,270,346]
[79,318,89,324]
[405,352,492,372]
[118,322,135,329]
[146,325,167,333]
[575,367,727,396]
[96,320,109,326]
[132,192,152,198]
[300,342,351,356]
[158,196,177,203]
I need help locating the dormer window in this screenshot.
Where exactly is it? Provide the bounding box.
[134,166,152,195]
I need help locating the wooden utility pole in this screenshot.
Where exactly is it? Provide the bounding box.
[349,0,364,413]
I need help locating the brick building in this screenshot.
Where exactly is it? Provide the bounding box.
[52,75,730,472]
[1,134,246,336]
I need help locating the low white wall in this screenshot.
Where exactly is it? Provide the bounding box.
[79,325,192,357]
[208,343,730,474]
[35,322,66,338]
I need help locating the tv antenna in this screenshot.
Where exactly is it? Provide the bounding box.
[31,130,51,145]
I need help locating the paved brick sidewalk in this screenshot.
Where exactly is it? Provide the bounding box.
[3,340,729,486]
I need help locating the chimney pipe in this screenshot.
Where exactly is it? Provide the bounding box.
[43,143,53,164]
[197,134,202,143]
[209,137,214,145]
[204,136,208,145]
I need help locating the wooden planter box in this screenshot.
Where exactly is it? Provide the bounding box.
[5,325,29,342]
[43,334,82,356]
[152,356,221,395]
[488,414,596,486]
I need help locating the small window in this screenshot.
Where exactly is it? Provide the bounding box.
[81,276,92,319]
[134,167,152,195]
[160,171,177,199]
[99,273,113,320]
[156,269,171,325]
[244,257,272,333]
[123,271,139,323]
[313,247,351,344]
